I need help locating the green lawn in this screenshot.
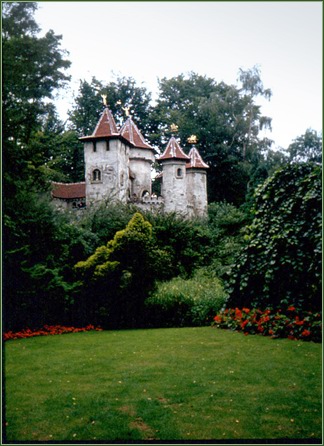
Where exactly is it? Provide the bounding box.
[4,327,322,442]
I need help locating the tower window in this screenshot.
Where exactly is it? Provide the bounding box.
[93,142,97,152]
[92,169,101,182]
[176,168,183,178]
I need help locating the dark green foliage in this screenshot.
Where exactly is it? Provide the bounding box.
[146,269,227,328]
[206,202,247,278]
[226,163,322,311]
[3,192,101,331]
[151,70,274,205]
[146,212,211,278]
[68,75,154,138]
[286,128,322,164]
[74,213,171,328]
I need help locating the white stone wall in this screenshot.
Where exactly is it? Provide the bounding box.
[161,160,188,215]
[84,138,130,205]
[129,149,155,199]
[186,169,208,218]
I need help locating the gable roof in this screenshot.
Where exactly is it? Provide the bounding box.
[51,182,86,199]
[79,107,119,141]
[158,136,190,161]
[119,117,154,150]
[186,147,209,169]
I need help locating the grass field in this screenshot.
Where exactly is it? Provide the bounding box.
[4,327,322,442]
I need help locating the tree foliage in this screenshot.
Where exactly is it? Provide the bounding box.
[2,1,71,198]
[286,128,322,164]
[151,70,274,204]
[226,163,322,312]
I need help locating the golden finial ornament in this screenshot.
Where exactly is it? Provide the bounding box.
[187,134,198,145]
[122,106,131,117]
[170,123,179,134]
[101,94,108,107]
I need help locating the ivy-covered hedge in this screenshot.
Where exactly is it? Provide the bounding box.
[226,163,322,312]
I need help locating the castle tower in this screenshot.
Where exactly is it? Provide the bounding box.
[186,142,209,218]
[79,105,131,205]
[158,136,190,215]
[119,116,155,201]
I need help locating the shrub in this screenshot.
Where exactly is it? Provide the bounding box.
[146,269,227,327]
[213,306,322,342]
[226,163,322,312]
[206,202,246,278]
[74,212,171,328]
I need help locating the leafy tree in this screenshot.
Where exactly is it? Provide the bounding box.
[2,1,71,151]
[2,1,71,199]
[237,65,272,160]
[151,71,274,205]
[104,75,154,137]
[68,77,104,136]
[286,128,322,164]
[68,75,154,138]
[226,163,322,312]
[27,103,84,183]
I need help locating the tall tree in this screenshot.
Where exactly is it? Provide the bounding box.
[152,71,274,205]
[238,65,272,160]
[68,75,154,139]
[68,77,104,136]
[286,128,322,164]
[2,1,71,195]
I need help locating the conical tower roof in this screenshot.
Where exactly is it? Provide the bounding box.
[158,136,190,161]
[186,146,209,169]
[119,117,154,150]
[79,107,119,141]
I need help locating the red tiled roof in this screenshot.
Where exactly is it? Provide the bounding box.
[79,107,119,140]
[52,182,85,199]
[186,147,209,169]
[120,117,154,150]
[158,137,190,161]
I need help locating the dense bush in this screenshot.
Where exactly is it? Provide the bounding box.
[74,212,171,328]
[206,202,246,278]
[146,212,211,278]
[145,269,227,327]
[213,307,322,342]
[226,163,322,312]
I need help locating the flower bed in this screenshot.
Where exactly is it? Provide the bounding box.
[213,306,322,342]
[3,325,102,341]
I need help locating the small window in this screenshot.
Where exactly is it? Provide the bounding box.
[176,168,183,178]
[106,141,109,151]
[92,169,101,181]
[93,142,97,152]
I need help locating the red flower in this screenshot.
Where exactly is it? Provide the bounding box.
[301,329,311,337]
[294,317,304,326]
[241,320,249,329]
[214,315,222,323]
[235,308,242,319]
[288,306,296,312]
[242,308,250,314]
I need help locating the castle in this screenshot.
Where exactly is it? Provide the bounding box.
[52,102,209,218]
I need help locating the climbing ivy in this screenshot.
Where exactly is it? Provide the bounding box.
[226,163,322,311]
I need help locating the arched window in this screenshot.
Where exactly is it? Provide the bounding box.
[176,168,183,178]
[92,169,101,181]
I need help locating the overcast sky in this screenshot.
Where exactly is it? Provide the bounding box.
[35,1,322,149]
